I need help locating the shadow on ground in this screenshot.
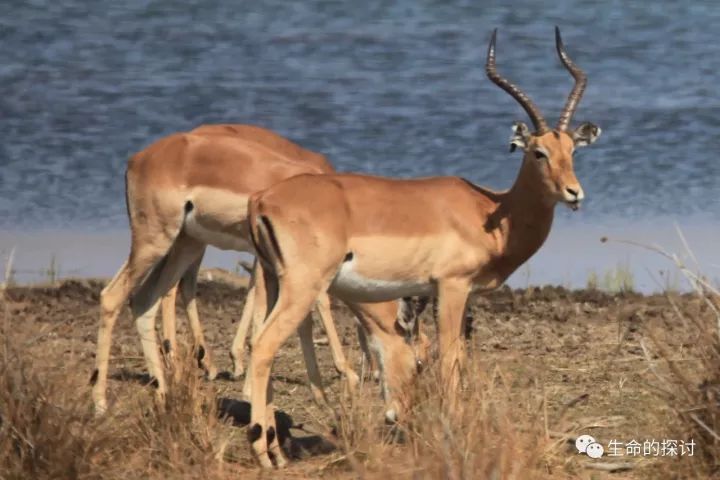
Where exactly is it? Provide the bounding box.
[217,397,337,460]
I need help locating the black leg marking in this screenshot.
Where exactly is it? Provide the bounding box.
[196,345,205,368]
[89,369,99,386]
[248,423,262,443]
[397,297,418,344]
[343,252,354,262]
[415,296,430,316]
[266,426,276,445]
[464,308,475,340]
[162,339,172,354]
[184,200,194,214]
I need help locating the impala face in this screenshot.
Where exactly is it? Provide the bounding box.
[510,121,601,210]
[487,26,601,211]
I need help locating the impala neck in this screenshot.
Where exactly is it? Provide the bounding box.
[497,156,556,270]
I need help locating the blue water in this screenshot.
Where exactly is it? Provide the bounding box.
[1,0,719,230]
[0,1,718,291]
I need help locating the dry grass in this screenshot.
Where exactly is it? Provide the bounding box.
[0,302,556,479]
[400,364,551,479]
[1,274,718,479]
[642,287,720,477]
[0,345,107,479]
[603,232,720,477]
[329,354,555,479]
[0,327,231,479]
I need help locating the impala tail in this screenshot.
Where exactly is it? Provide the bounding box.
[248,195,285,276]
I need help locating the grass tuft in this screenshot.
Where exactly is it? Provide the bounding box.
[0,335,232,479]
[331,347,556,479]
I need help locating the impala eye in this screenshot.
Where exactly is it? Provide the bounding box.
[535,150,547,160]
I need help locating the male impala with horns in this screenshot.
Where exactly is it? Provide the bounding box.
[242,27,601,468]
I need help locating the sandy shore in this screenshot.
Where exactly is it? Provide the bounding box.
[1,217,717,293]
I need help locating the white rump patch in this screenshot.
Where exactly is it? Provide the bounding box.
[329,258,434,303]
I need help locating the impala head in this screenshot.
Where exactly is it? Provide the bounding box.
[486,27,601,210]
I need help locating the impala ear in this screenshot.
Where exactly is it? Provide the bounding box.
[509,122,532,152]
[572,122,601,147]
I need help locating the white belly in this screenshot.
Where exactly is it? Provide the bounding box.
[329,259,434,302]
[183,212,254,252]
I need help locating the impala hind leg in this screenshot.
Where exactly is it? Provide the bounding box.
[248,279,320,468]
[241,273,341,409]
[160,285,178,372]
[315,292,360,393]
[160,285,182,382]
[177,250,217,380]
[93,239,174,415]
[130,235,205,407]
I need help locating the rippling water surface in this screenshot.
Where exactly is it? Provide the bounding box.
[2,0,719,229]
[0,1,718,288]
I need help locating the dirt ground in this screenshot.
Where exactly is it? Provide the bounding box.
[1,272,713,479]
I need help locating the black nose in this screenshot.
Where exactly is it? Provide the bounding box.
[566,187,579,197]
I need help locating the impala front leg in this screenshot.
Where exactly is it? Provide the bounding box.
[436,279,471,411]
[231,260,257,379]
[231,283,255,379]
[315,292,360,393]
[242,262,269,400]
[349,302,419,423]
[297,314,331,406]
[356,322,380,381]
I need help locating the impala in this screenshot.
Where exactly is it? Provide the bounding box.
[243,27,601,467]
[90,124,422,414]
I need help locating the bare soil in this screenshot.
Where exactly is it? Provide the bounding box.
[1,273,712,479]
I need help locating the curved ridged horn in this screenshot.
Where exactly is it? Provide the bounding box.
[486,28,549,134]
[555,26,587,131]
